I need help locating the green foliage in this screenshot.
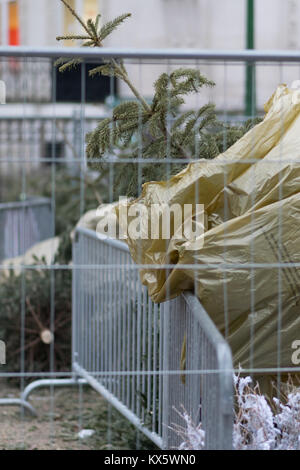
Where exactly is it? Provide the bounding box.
[86,69,216,164]
[98,13,132,42]
[87,402,159,450]
[0,166,107,374]
[57,7,131,50]
[54,57,83,73]
[0,258,72,374]
[0,167,108,236]
[35,169,108,235]
[195,117,263,160]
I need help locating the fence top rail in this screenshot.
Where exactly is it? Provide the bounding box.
[1,46,300,62]
[76,227,130,254]
[0,116,102,121]
[0,197,51,211]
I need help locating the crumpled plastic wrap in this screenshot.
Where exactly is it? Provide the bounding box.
[117,85,300,372]
[0,237,60,279]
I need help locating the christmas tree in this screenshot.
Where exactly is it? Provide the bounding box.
[57,0,261,198]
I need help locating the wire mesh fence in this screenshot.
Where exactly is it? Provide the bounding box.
[0,198,52,261]
[0,115,104,180]
[72,227,233,449]
[0,47,300,451]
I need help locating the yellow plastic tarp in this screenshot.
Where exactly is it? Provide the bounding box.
[118,85,300,372]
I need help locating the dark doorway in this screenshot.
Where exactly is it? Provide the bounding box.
[55,62,117,103]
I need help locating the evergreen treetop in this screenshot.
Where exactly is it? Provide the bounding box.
[57,0,261,198]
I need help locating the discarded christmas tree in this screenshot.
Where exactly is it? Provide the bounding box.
[57,0,260,198]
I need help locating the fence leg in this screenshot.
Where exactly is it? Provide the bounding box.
[21,377,88,402]
[0,377,88,417]
[0,398,37,416]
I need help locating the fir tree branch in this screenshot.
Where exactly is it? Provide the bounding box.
[99,14,132,42]
[58,1,148,114]
[112,61,151,113]
[55,58,83,73]
[56,35,91,41]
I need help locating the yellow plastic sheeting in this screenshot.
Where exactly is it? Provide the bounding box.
[120,85,300,371]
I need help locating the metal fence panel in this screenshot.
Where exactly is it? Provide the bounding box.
[72,227,233,449]
[0,198,52,261]
[1,47,300,451]
[162,293,233,450]
[0,115,102,176]
[72,227,164,447]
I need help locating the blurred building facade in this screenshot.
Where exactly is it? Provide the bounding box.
[1,0,300,177]
[0,0,297,51]
[0,0,299,109]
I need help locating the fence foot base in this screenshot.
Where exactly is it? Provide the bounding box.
[21,377,88,402]
[0,378,88,417]
[0,398,37,417]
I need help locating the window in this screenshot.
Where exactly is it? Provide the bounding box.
[0,0,20,45]
[55,62,115,103]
